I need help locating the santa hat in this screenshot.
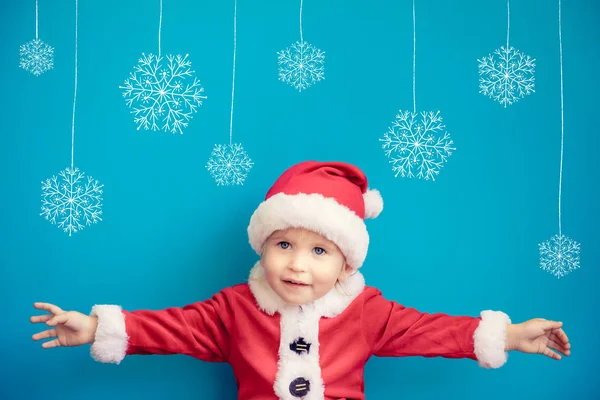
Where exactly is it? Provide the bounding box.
[247,160,383,269]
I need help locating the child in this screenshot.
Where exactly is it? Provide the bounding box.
[31,160,570,400]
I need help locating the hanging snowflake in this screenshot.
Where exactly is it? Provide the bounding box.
[539,234,581,279]
[277,41,325,91]
[478,46,535,107]
[40,167,104,236]
[20,39,54,77]
[206,143,253,186]
[119,53,206,134]
[380,110,455,181]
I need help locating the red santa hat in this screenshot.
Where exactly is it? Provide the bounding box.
[247,160,383,269]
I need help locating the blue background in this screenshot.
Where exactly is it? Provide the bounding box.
[2,0,599,398]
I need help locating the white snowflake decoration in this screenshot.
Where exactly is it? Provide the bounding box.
[478,46,535,107]
[20,39,54,77]
[539,234,581,279]
[277,41,325,91]
[40,167,104,236]
[380,110,455,181]
[120,53,206,134]
[206,143,253,186]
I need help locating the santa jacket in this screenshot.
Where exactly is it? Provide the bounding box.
[90,263,511,400]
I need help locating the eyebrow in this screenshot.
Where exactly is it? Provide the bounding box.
[269,232,288,242]
[269,232,336,252]
[312,239,336,252]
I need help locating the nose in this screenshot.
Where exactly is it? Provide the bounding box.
[288,255,306,272]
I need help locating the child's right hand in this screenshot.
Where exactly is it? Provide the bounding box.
[30,302,98,348]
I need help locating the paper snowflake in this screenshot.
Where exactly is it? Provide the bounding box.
[120,53,206,134]
[20,39,54,77]
[539,234,581,279]
[380,110,455,181]
[478,46,535,107]
[277,41,325,91]
[206,143,253,186]
[40,167,104,236]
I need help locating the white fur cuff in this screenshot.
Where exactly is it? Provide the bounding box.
[89,305,128,364]
[473,310,511,369]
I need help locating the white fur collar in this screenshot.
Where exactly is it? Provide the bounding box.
[247,262,366,318]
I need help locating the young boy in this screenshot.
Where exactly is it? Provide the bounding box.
[31,160,570,400]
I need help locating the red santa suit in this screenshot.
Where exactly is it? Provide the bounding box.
[89,161,511,399]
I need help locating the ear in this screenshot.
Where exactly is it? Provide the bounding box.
[338,263,353,281]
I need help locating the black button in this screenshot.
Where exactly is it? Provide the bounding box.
[289,377,310,397]
[289,337,311,355]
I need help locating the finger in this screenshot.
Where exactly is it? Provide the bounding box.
[543,320,563,331]
[47,313,69,326]
[552,328,570,346]
[542,347,561,360]
[32,329,57,341]
[30,314,53,324]
[549,331,570,349]
[547,338,570,357]
[33,302,64,316]
[41,339,61,349]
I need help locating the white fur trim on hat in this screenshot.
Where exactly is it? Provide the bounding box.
[363,189,383,219]
[248,192,370,269]
[473,310,511,368]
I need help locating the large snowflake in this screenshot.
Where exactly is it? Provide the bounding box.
[478,46,535,107]
[120,53,206,134]
[277,41,325,91]
[380,110,455,181]
[40,167,103,236]
[20,39,54,77]
[539,234,581,279]
[206,143,253,186]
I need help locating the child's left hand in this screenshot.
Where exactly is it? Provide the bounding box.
[506,318,571,360]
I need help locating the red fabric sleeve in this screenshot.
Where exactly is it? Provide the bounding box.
[362,289,481,360]
[123,290,234,363]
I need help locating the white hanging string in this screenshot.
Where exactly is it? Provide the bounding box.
[558,0,564,235]
[300,0,304,43]
[412,0,416,113]
[506,0,510,48]
[35,0,39,40]
[71,0,79,169]
[158,0,163,57]
[229,0,237,145]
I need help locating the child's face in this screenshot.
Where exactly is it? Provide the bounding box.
[261,227,350,306]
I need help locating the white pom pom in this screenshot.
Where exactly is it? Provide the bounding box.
[363,189,383,219]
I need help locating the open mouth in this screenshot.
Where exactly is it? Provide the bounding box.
[283,280,309,287]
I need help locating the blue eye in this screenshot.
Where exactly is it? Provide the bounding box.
[278,241,290,249]
[314,247,326,255]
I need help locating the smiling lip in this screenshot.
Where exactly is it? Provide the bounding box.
[283,279,309,287]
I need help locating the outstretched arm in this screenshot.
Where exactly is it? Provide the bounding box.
[90,291,235,365]
[361,290,511,368]
[362,290,571,368]
[32,292,235,364]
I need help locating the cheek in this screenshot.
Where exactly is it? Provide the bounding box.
[261,254,282,279]
[312,266,341,285]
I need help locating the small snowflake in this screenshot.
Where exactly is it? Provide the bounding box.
[380,110,455,181]
[478,46,535,107]
[277,41,325,91]
[20,39,54,76]
[539,234,581,279]
[120,53,207,134]
[206,143,253,186]
[40,167,104,236]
